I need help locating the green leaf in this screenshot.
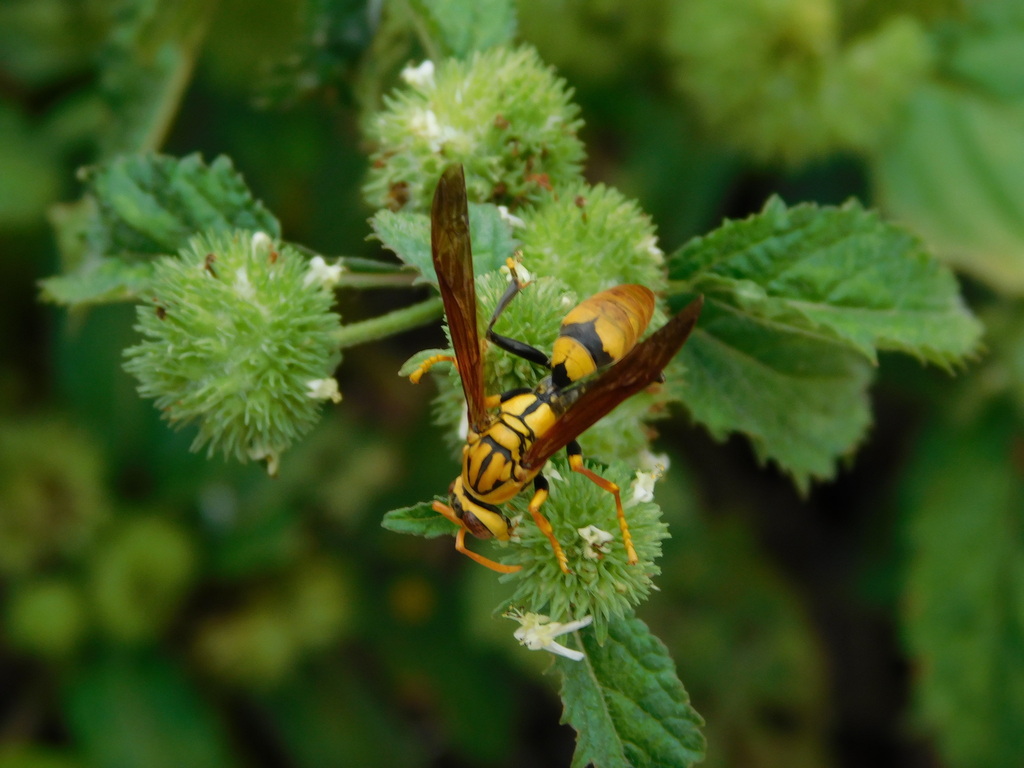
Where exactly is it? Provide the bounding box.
[370,202,516,285]
[410,0,517,58]
[39,257,156,305]
[678,300,874,490]
[370,210,431,279]
[62,650,236,768]
[670,197,981,368]
[43,153,280,308]
[382,500,458,539]
[557,616,705,768]
[873,77,1024,293]
[86,152,280,258]
[900,405,1024,768]
[668,196,980,487]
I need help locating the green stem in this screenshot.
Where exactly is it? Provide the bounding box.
[339,271,419,289]
[333,296,443,349]
[132,0,217,154]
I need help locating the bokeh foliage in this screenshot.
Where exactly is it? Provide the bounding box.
[1,0,1020,767]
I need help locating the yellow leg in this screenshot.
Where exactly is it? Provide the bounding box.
[526,484,571,574]
[408,354,456,384]
[432,501,522,574]
[568,454,638,565]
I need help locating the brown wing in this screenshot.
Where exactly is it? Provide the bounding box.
[522,296,704,469]
[431,164,489,431]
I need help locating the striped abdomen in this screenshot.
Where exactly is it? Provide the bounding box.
[462,391,557,505]
[550,284,655,388]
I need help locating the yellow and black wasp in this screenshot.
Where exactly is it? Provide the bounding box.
[411,164,703,574]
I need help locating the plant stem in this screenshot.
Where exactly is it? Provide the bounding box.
[333,297,443,349]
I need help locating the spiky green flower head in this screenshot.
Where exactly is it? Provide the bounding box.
[124,231,343,473]
[363,45,585,212]
[518,180,668,298]
[665,0,932,164]
[502,458,670,642]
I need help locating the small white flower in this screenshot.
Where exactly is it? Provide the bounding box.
[304,255,344,289]
[497,205,526,229]
[401,60,435,89]
[638,450,670,474]
[507,515,523,542]
[234,267,255,301]
[248,445,280,477]
[545,465,564,483]
[409,108,458,152]
[306,378,342,403]
[500,258,532,287]
[639,233,664,262]
[577,525,614,559]
[457,405,469,441]
[509,611,593,661]
[251,231,274,258]
[628,468,662,507]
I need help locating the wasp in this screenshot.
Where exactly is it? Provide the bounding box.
[410,164,703,574]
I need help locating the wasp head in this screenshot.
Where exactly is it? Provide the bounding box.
[449,477,512,541]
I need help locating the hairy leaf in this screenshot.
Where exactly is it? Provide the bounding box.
[669,196,979,487]
[39,257,156,306]
[410,0,517,58]
[382,501,458,539]
[558,616,705,768]
[85,153,280,258]
[678,301,874,490]
[874,67,1024,293]
[900,405,1024,768]
[43,153,279,308]
[371,202,516,284]
[671,197,981,368]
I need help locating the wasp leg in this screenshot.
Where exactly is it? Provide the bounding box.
[408,353,457,384]
[566,441,638,565]
[526,475,571,574]
[432,500,522,574]
[484,260,551,370]
[487,331,551,369]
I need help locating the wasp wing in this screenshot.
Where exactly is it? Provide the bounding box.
[522,296,704,470]
[431,165,489,432]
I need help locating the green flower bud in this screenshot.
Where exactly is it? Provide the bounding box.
[0,418,107,576]
[5,578,87,660]
[364,45,585,212]
[90,516,197,644]
[518,181,667,298]
[123,231,343,473]
[503,460,669,641]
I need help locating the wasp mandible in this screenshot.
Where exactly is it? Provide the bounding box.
[410,164,703,574]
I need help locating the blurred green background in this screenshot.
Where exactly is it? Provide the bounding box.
[2,1,1023,767]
